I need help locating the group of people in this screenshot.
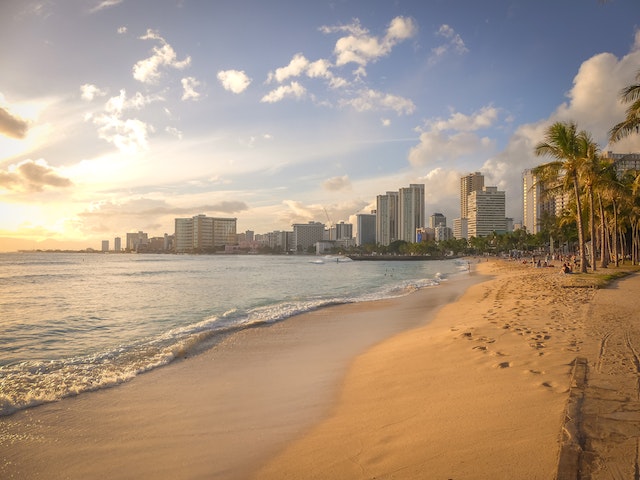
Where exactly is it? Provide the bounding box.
[520,254,578,274]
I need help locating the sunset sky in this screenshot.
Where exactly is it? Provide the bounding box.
[1,0,640,251]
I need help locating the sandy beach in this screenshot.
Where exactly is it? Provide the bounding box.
[2,260,640,479]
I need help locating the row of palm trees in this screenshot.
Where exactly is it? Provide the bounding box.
[533,70,640,273]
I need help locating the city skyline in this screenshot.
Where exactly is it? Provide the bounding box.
[2,0,640,252]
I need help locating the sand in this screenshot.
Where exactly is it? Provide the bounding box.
[2,260,639,479]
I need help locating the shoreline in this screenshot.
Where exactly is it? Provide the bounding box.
[254,261,640,479]
[4,260,638,479]
[0,265,481,480]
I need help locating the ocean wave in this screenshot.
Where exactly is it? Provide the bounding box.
[0,273,446,417]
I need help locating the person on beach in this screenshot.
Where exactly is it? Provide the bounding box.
[562,263,572,274]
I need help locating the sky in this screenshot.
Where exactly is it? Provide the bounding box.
[1,0,640,251]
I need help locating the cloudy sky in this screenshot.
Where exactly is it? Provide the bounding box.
[1,0,640,250]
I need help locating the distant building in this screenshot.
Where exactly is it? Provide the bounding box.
[398,184,425,243]
[174,215,237,253]
[429,213,446,229]
[453,218,468,240]
[101,240,109,252]
[603,151,640,178]
[113,237,121,252]
[292,222,325,252]
[376,191,399,246]
[332,221,353,241]
[467,186,506,237]
[435,225,453,242]
[460,172,485,219]
[126,231,148,251]
[355,213,376,246]
[523,168,568,234]
[416,227,434,243]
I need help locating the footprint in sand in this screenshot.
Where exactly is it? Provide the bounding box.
[496,361,511,369]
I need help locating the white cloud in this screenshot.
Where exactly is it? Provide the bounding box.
[408,106,500,166]
[165,126,183,139]
[90,89,158,154]
[117,26,127,34]
[217,70,252,94]
[103,89,157,115]
[133,30,191,84]
[260,82,306,103]
[268,54,347,90]
[325,16,417,69]
[322,175,351,191]
[427,106,500,132]
[409,129,495,167]
[181,77,201,100]
[268,53,310,83]
[93,115,151,154]
[429,24,468,65]
[476,45,640,221]
[90,0,124,13]
[80,83,106,101]
[340,89,415,115]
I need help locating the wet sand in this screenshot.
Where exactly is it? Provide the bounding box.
[2,260,639,479]
[0,268,479,480]
[255,260,640,479]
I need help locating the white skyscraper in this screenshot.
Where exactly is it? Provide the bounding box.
[376,191,399,246]
[398,184,425,243]
[468,186,506,237]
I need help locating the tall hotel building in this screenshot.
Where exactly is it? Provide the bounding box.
[292,222,325,252]
[467,186,506,237]
[376,191,399,246]
[174,214,237,252]
[458,172,506,238]
[460,172,485,219]
[376,184,425,245]
[398,184,425,243]
[355,213,376,246]
[455,172,484,239]
[522,168,571,234]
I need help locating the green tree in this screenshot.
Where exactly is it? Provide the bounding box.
[534,121,588,273]
[609,69,640,144]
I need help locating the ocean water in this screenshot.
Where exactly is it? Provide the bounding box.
[0,252,468,416]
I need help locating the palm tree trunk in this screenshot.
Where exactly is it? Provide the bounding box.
[598,193,608,268]
[588,186,596,272]
[572,172,588,273]
[613,199,619,267]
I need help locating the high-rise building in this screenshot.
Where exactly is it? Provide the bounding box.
[355,213,376,246]
[292,222,325,252]
[603,151,640,178]
[333,221,353,241]
[467,186,506,237]
[114,237,121,252]
[101,240,109,252]
[174,215,237,252]
[453,218,468,240]
[429,213,446,229]
[523,168,570,234]
[398,184,425,242]
[126,231,148,251]
[460,172,485,219]
[376,191,399,246]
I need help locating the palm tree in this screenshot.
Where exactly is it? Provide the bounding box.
[534,121,588,273]
[609,69,640,143]
[577,130,602,271]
